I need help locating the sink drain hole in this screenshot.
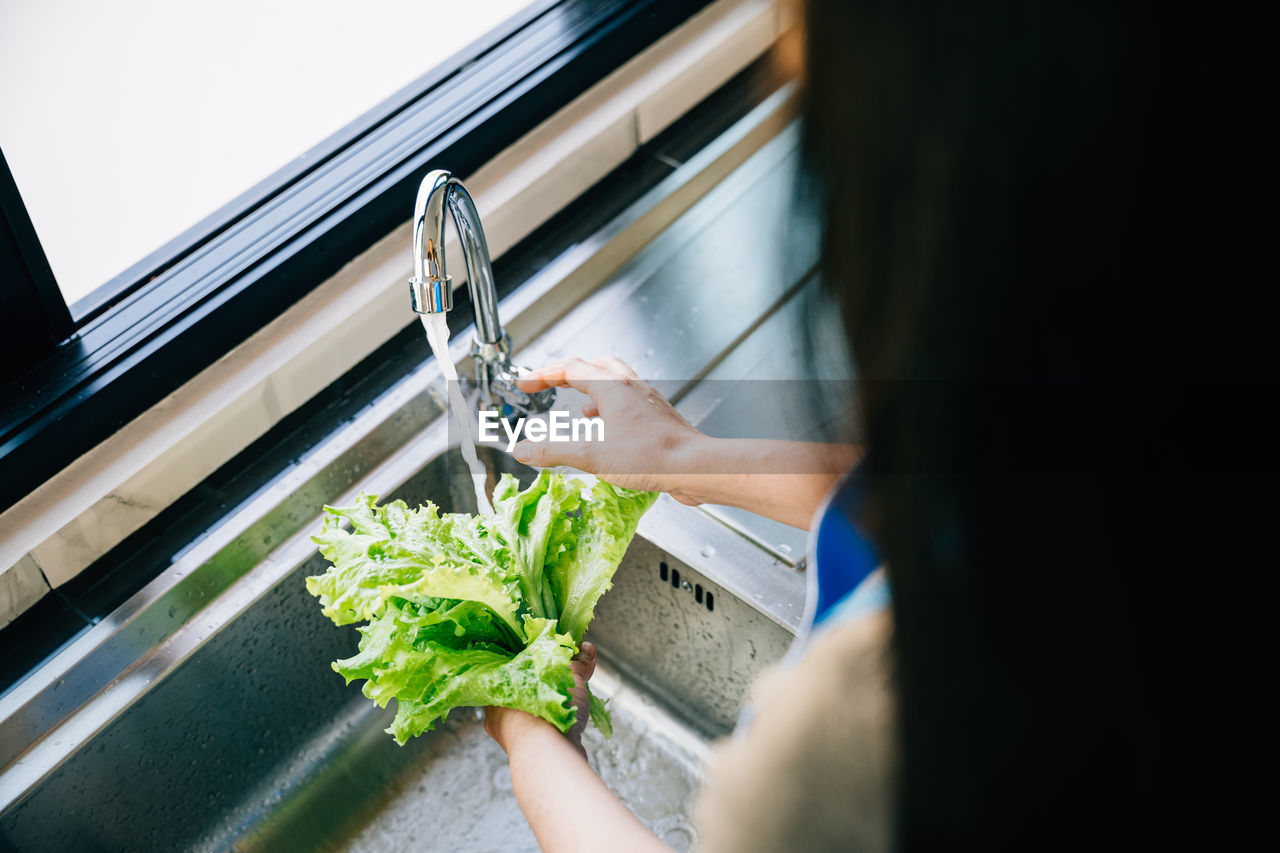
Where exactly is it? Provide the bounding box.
[659,561,716,611]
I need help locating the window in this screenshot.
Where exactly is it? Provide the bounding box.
[0,0,540,312]
[0,0,715,513]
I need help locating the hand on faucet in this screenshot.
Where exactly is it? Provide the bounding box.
[514,357,861,530]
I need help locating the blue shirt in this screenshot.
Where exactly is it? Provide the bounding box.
[737,473,889,730]
[800,472,889,643]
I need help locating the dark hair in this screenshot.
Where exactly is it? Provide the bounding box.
[801,0,1271,847]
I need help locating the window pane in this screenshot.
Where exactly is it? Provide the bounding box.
[0,0,539,310]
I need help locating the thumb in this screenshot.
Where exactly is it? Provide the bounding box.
[512,439,594,471]
[571,641,598,681]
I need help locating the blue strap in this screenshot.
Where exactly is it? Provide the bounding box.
[811,480,882,628]
[735,478,889,734]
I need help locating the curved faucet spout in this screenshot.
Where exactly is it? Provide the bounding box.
[408,169,553,417]
[410,169,502,345]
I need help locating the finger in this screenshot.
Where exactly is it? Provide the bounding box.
[516,357,609,391]
[512,438,595,471]
[581,400,599,418]
[591,356,640,380]
[515,358,629,401]
[572,641,598,681]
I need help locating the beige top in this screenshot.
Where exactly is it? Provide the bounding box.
[693,612,895,852]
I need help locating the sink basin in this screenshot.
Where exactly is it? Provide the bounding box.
[0,447,794,851]
[2,95,813,850]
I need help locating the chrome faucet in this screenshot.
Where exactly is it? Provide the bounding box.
[408,169,554,417]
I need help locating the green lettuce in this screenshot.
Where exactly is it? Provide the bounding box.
[306,471,656,744]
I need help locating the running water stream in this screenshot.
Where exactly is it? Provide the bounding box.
[420,313,493,515]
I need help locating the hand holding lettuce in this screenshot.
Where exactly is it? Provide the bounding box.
[306,471,656,744]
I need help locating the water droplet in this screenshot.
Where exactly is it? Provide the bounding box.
[777,543,792,554]
[700,544,716,558]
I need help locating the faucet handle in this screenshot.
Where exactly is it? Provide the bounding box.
[471,334,555,417]
[496,366,557,416]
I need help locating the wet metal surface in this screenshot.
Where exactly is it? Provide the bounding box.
[2,100,812,850]
[513,123,826,563]
[592,532,795,737]
[682,274,858,561]
[249,662,708,853]
[1,448,751,851]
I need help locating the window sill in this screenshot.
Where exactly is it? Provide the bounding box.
[0,0,789,625]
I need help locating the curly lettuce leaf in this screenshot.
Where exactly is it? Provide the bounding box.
[335,611,576,744]
[546,480,659,642]
[490,470,583,621]
[306,494,523,637]
[334,598,518,683]
[307,471,655,743]
[588,690,613,739]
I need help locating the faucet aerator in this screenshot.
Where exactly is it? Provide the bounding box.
[409,274,453,314]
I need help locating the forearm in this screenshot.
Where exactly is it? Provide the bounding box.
[506,726,668,853]
[669,437,860,529]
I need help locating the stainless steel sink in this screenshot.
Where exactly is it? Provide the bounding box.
[1,91,813,851]
[0,446,795,852]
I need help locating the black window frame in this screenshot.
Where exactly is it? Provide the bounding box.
[0,0,714,514]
